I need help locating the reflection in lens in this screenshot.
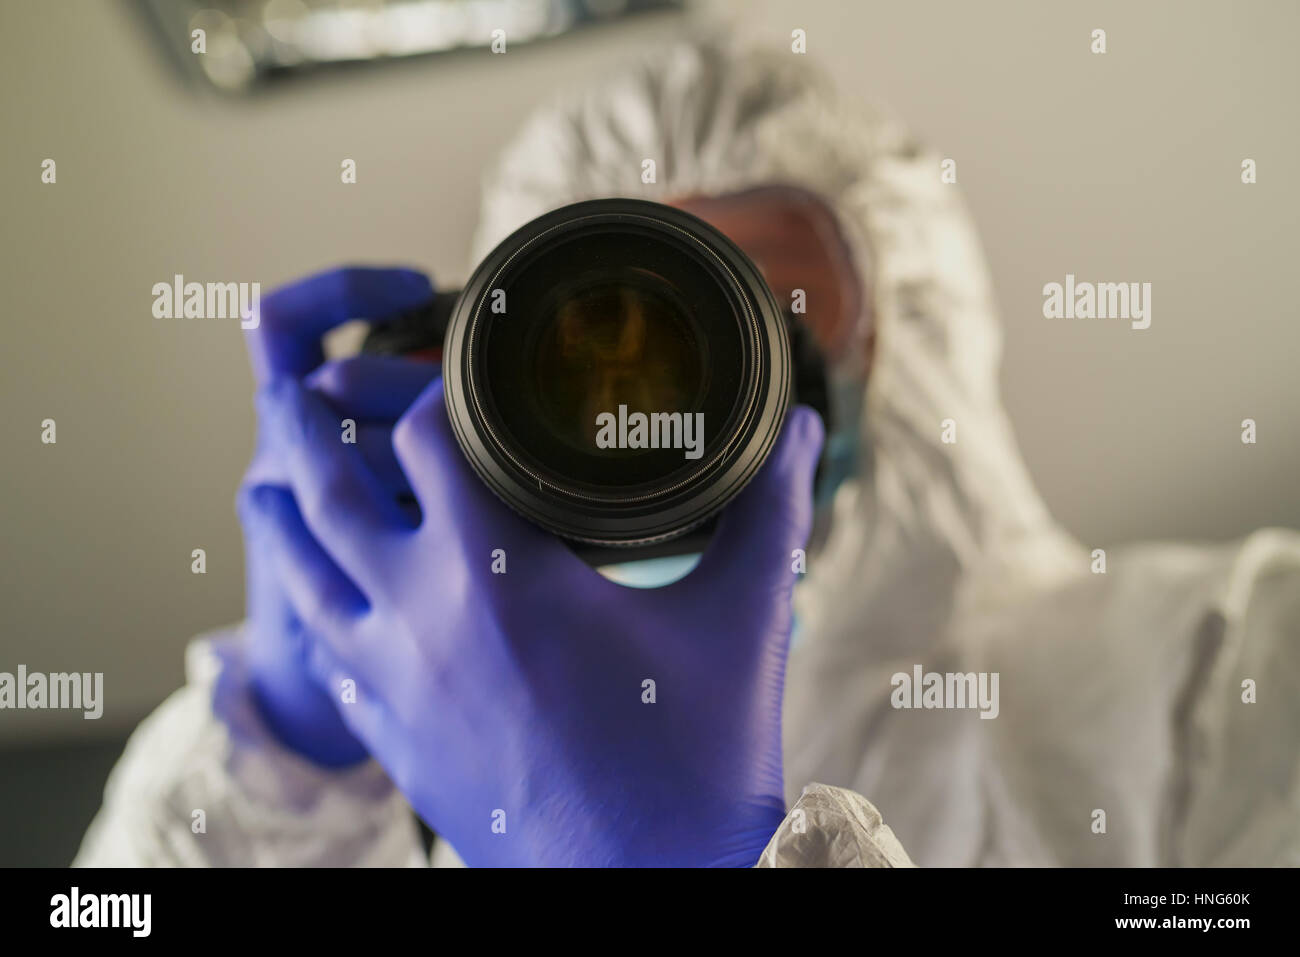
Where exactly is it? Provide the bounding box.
[533,276,705,456]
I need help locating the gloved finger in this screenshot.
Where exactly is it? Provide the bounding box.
[246,356,433,498]
[354,427,412,499]
[303,639,426,805]
[257,377,410,594]
[303,637,398,752]
[239,485,369,635]
[247,483,418,697]
[244,424,411,499]
[391,378,550,543]
[304,356,439,421]
[247,267,434,385]
[391,379,615,582]
[678,405,824,598]
[390,377,595,574]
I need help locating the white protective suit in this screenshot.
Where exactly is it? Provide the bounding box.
[76,40,1299,868]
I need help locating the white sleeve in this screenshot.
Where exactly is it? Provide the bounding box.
[1176,530,1300,866]
[756,783,915,868]
[74,629,426,868]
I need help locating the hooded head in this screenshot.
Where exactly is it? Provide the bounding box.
[471,40,1080,648]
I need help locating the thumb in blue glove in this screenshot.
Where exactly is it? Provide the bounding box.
[245,377,823,865]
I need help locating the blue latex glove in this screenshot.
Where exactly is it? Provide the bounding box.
[238,267,437,767]
[244,375,824,865]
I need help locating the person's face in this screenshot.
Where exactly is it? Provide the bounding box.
[670,184,870,374]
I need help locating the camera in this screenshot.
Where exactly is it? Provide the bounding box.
[363,198,833,565]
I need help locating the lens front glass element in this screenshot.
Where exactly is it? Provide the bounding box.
[532,272,705,454]
[480,226,745,493]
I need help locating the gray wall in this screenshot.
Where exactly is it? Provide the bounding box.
[2,0,1296,746]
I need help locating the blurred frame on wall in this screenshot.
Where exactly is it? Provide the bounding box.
[135,0,683,94]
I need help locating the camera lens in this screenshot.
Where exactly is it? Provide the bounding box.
[442,198,790,550]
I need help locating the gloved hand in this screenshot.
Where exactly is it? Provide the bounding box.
[244,374,824,865]
[238,267,437,768]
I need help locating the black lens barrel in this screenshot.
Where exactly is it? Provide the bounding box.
[390,199,792,558]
